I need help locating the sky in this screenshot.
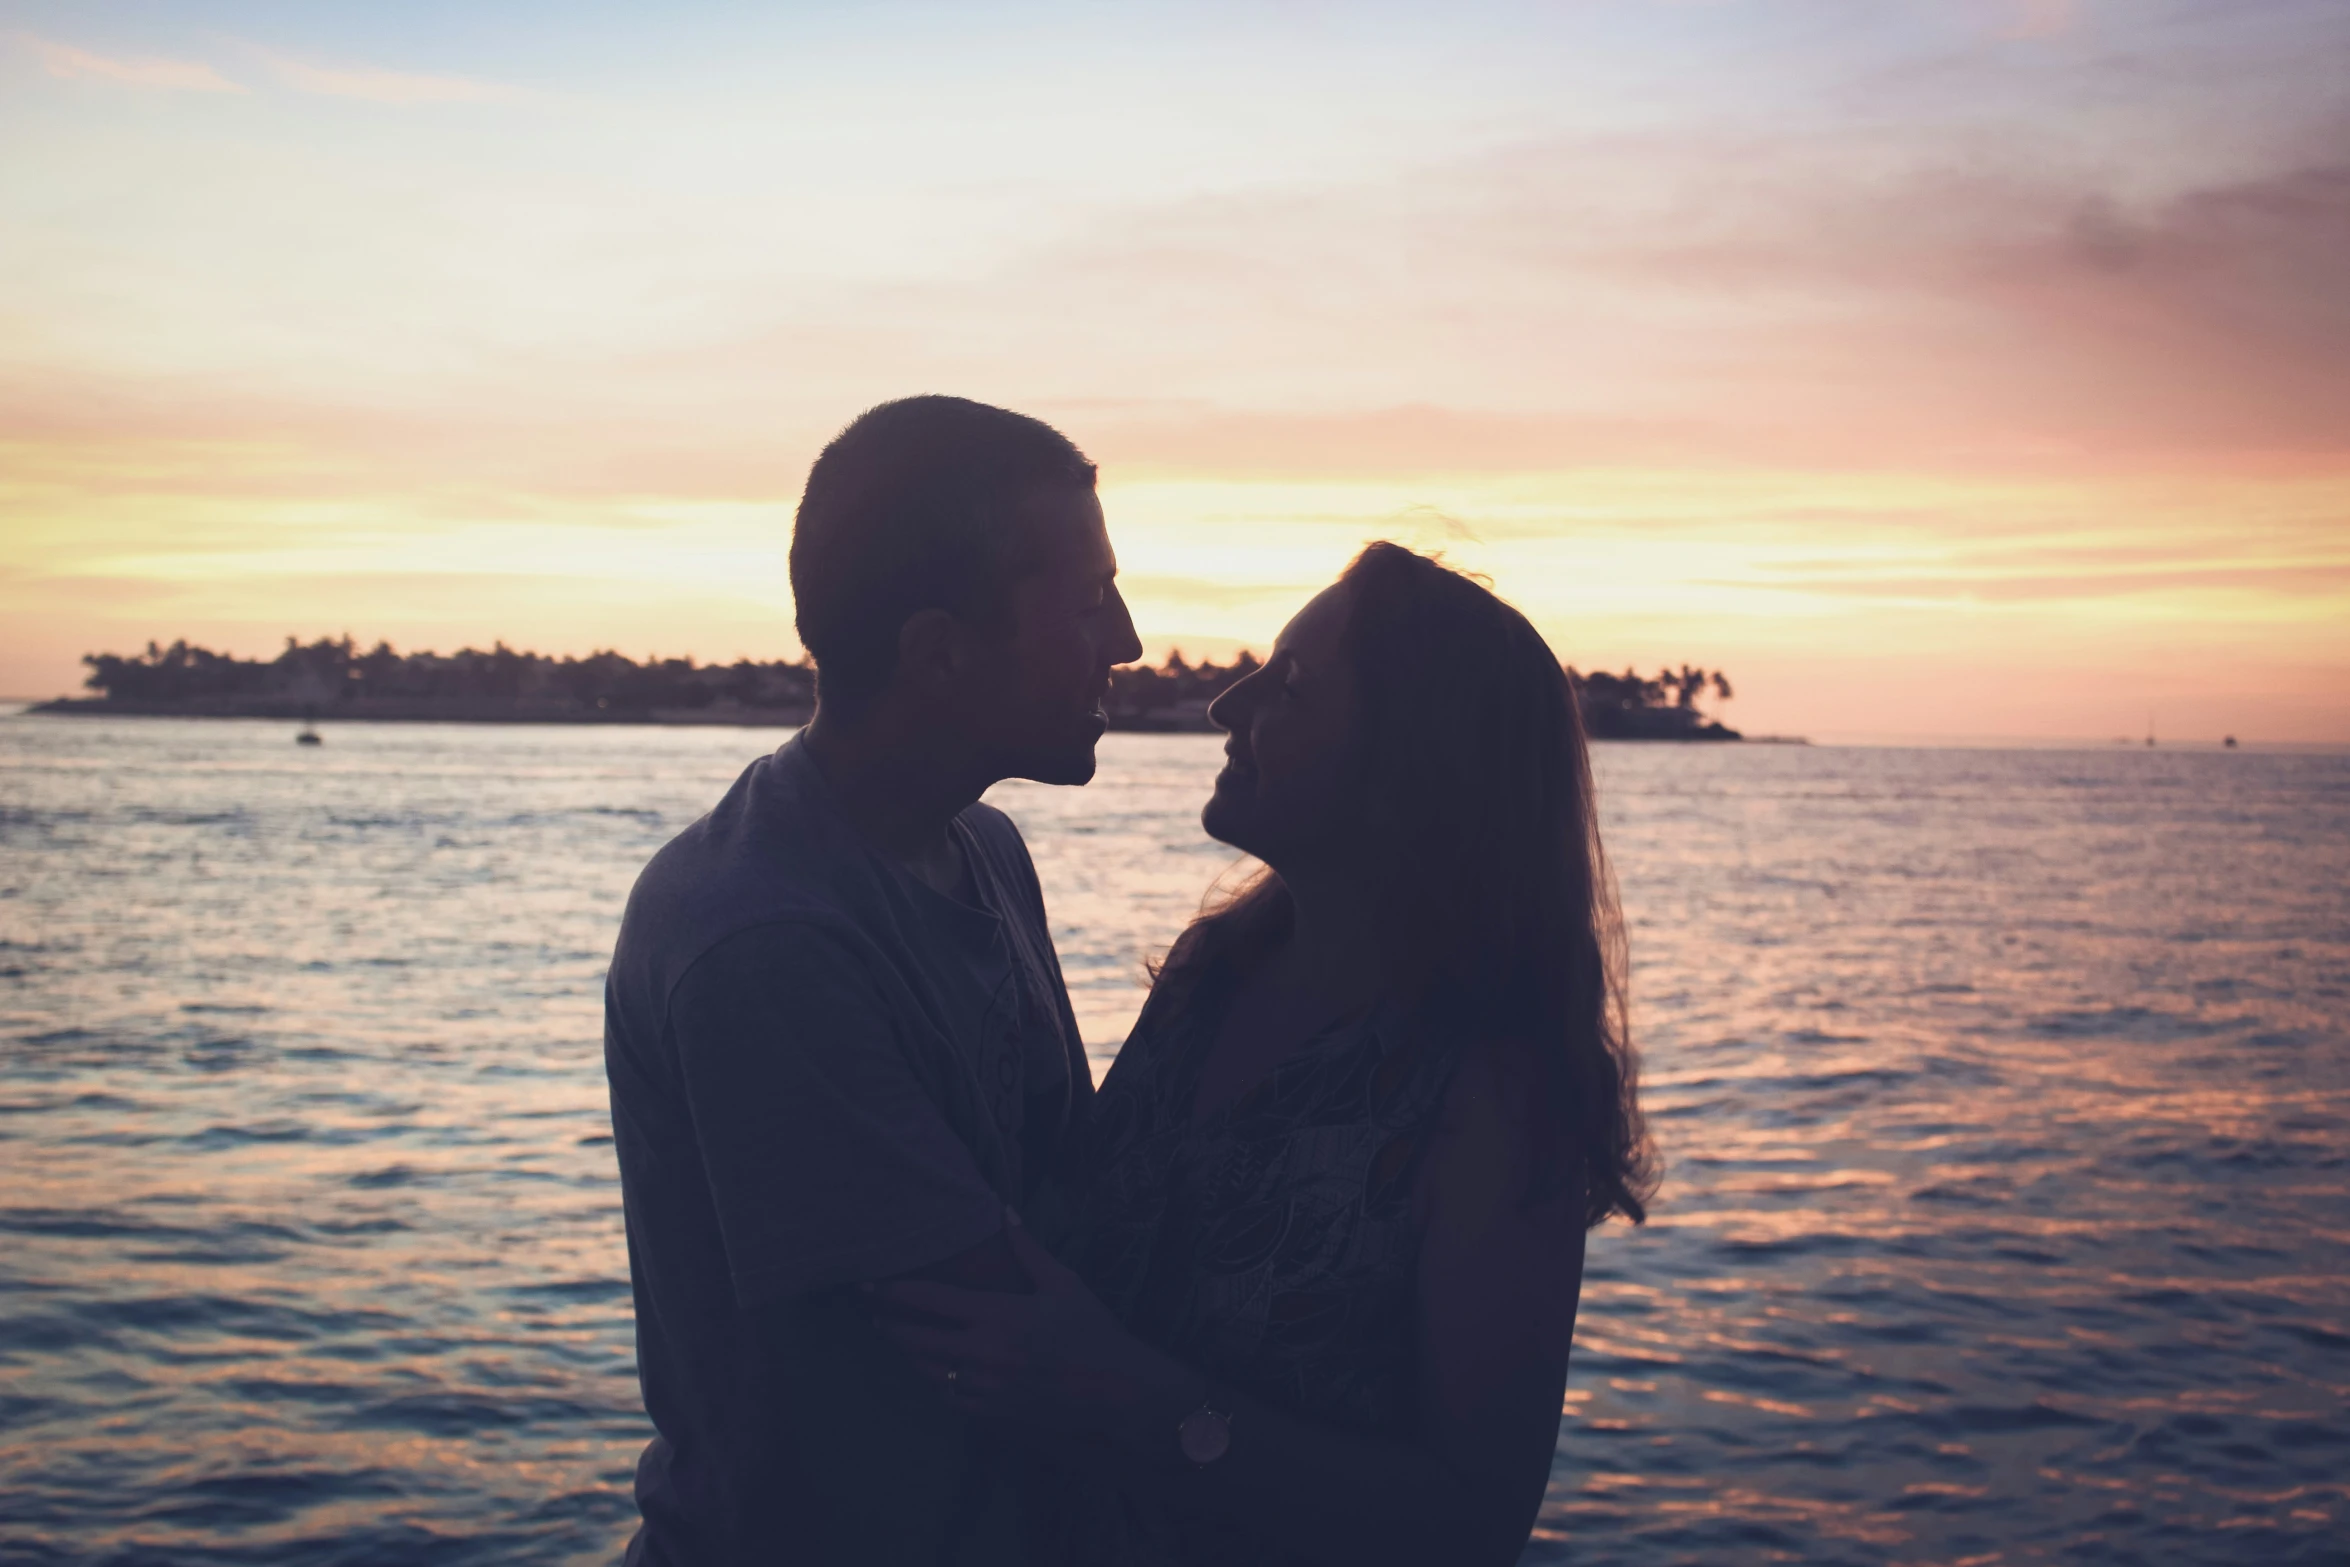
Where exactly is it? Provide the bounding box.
[3,0,2346,740]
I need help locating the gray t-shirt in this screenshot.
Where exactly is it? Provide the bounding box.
[604,734,1087,1565]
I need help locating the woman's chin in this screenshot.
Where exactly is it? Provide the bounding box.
[1200,788,1246,848]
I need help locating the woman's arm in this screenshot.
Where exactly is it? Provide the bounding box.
[1408,1038,1589,1558]
[872,1039,1587,1567]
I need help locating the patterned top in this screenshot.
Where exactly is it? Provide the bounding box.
[1035,958,1467,1566]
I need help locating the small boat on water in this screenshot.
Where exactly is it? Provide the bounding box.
[2224,735,2239,749]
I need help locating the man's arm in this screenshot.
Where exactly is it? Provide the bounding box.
[660,921,1036,1564]
[670,922,1011,1305]
[899,1228,1034,1292]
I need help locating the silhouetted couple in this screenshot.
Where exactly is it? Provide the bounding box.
[603,397,1654,1566]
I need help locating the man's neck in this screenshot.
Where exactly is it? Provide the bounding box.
[802,707,992,887]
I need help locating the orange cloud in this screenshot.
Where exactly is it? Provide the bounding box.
[249,47,517,105]
[17,33,244,93]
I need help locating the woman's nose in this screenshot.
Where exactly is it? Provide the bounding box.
[1206,669,1257,733]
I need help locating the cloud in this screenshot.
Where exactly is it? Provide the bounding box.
[944,119,2350,473]
[1731,564,2350,605]
[7,6,2343,493]
[18,33,244,93]
[1994,0,2076,40]
[252,47,515,105]
[9,31,515,104]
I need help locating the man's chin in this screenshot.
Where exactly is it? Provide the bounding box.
[1008,741,1101,787]
[991,711,1111,787]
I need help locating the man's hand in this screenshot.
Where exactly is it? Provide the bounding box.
[894,1212,1035,1294]
[869,1221,1195,1436]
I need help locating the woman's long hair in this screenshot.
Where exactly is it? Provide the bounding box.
[1158,541,1657,1227]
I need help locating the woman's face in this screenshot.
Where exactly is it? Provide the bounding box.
[1201,584,1367,872]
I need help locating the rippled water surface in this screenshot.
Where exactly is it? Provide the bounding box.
[3,715,2345,1564]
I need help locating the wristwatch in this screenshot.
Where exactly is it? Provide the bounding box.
[1176,1396,1233,1467]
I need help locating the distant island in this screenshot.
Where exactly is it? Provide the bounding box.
[34,637,1741,740]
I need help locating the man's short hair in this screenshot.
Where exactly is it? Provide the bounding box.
[790,396,1098,718]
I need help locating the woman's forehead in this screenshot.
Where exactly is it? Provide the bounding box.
[1276,584,1351,657]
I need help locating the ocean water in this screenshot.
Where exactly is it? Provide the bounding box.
[1,714,2344,1565]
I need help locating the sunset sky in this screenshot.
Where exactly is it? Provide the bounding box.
[4,0,2345,740]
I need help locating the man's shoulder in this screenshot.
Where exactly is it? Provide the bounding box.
[955,799,1035,868]
[644,739,861,885]
[616,743,874,985]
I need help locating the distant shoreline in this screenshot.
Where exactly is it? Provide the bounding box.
[49,639,1752,741]
[27,695,1233,732]
[16,704,2345,749]
[28,696,826,728]
[24,697,1753,740]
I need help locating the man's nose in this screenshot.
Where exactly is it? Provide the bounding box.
[1106,586,1143,666]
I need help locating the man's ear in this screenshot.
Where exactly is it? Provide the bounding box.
[894,608,963,699]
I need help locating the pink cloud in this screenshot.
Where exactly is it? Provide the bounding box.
[1994,0,2077,40]
[985,122,2350,474]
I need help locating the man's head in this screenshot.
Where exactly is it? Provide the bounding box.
[790,396,1142,785]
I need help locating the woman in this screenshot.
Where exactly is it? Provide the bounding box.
[876,543,1655,1565]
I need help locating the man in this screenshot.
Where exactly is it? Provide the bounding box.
[604,396,1142,1564]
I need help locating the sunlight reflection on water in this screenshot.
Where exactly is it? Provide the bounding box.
[2,718,2345,1564]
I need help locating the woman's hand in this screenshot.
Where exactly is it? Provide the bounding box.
[869,1218,1197,1435]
